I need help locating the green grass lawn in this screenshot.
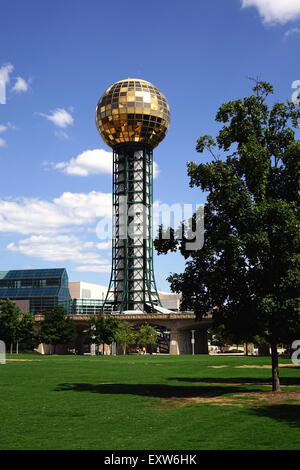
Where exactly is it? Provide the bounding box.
[0,353,300,450]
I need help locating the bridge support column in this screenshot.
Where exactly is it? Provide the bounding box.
[169,329,209,355]
[170,330,198,355]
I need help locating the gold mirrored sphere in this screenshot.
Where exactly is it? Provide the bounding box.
[96,78,170,149]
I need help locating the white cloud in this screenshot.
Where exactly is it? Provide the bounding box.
[0,63,13,104]
[0,122,16,147]
[73,265,111,273]
[241,0,300,24]
[0,64,31,103]
[284,27,300,37]
[0,63,13,86]
[0,122,15,134]
[96,241,111,250]
[54,129,69,140]
[38,108,74,128]
[6,122,16,130]
[47,148,160,178]
[0,124,8,146]
[153,161,159,178]
[11,76,29,93]
[53,149,113,176]
[7,234,111,266]
[2,191,113,271]
[0,191,112,235]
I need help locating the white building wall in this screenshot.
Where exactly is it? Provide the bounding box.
[68,282,108,300]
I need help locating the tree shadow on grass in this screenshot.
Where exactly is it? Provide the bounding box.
[54,382,261,400]
[251,405,300,428]
[169,377,300,387]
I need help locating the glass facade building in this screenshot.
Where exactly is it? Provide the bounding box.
[70,298,114,315]
[0,269,71,314]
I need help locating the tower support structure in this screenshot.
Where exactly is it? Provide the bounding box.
[103,143,161,313]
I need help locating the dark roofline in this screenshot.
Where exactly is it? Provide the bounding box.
[0,268,67,280]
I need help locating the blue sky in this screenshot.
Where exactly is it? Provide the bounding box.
[0,0,300,291]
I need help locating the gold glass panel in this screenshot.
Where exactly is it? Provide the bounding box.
[95,78,170,148]
[142,91,151,103]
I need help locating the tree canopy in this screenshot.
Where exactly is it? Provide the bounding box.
[40,306,76,354]
[0,300,40,353]
[135,324,157,352]
[155,81,300,391]
[86,315,120,354]
[0,299,20,353]
[17,312,40,351]
[115,321,136,355]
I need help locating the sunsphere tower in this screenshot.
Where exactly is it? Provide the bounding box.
[95,78,170,313]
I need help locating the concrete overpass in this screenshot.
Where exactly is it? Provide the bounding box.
[34,312,213,355]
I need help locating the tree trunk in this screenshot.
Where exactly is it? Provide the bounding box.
[271,342,281,392]
[10,343,13,354]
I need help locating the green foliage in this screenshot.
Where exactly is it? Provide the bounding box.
[115,321,136,354]
[40,306,76,353]
[86,315,103,345]
[104,316,121,345]
[0,300,40,352]
[17,313,40,351]
[135,324,157,350]
[0,299,20,348]
[209,325,237,348]
[87,315,120,347]
[155,81,300,389]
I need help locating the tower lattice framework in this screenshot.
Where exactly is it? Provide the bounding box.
[103,143,161,312]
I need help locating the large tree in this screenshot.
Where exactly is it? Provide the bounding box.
[40,306,76,354]
[17,313,40,352]
[87,315,120,355]
[0,301,40,353]
[155,81,300,391]
[135,324,157,353]
[115,321,136,355]
[0,299,20,354]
